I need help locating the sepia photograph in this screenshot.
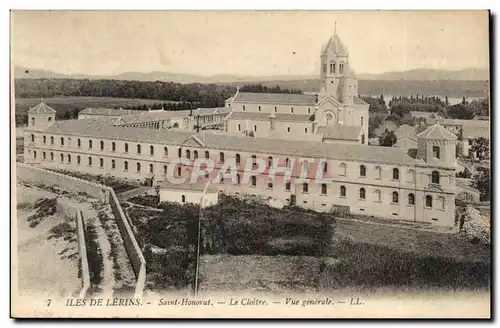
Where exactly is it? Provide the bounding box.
[10,10,491,319]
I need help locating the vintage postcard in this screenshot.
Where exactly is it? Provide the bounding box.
[10,10,491,318]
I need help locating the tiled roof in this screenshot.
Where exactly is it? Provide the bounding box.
[394,124,417,140]
[434,118,490,129]
[27,101,56,114]
[42,119,422,166]
[117,110,191,124]
[194,107,232,116]
[417,124,457,141]
[79,108,145,116]
[353,97,368,105]
[232,92,317,105]
[195,131,421,165]
[44,118,194,145]
[227,112,314,122]
[315,125,361,140]
[322,33,348,56]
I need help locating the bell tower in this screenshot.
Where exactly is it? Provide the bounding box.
[320,23,351,101]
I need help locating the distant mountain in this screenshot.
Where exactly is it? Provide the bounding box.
[14,66,488,83]
[357,68,489,81]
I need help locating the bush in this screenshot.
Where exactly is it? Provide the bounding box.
[27,197,57,227]
[460,206,490,245]
[85,222,104,287]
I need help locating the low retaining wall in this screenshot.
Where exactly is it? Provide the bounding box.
[16,163,109,203]
[108,188,146,299]
[16,163,146,299]
[75,210,91,298]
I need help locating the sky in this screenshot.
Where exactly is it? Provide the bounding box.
[11,10,490,77]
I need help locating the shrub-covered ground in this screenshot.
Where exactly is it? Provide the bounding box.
[48,169,137,194]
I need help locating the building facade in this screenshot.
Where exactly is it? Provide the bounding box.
[24,103,458,227]
[225,30,369,143]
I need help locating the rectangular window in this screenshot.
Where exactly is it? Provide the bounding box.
[303,183,308,193]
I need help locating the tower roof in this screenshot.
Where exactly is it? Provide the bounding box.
[322,32,348,56]
[27,101,56,114]
[417,123,457,141]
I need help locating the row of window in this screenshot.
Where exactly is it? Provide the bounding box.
[242,105,312,114]
[237,124,309,134]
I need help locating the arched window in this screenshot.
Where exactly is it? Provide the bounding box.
[181,195,186,203]
[285,181,291,191]
[186,149,191,159]
[359,188,366,199]
[285,158,290,168]
[111,160,116,169]
[177,167,181,177]
[393,168,399,180]
[360,165,366,177]
[178,148,182,157]
[287,127,291,132]
[392,191,399,204]
[362,134,365,144]
[125,143,129,153]
[426,195,433,208]
[323,161,328,173]
[149,164,154,173]
[433,146,440,159]
[137,163,141,172]
[76,155,80,164]
[205,151,210,159]
[268,156,273,168]
[291,107,294,113]
[303,183,308,193]
[254,125,257,132]
[88,156,92,166]
[194,150,198,159]
[340,163,347,176]
[374,189,381,202]
[339,63,344,74]
[238,124,241,131]
[340,186,346,197]
[112,142,116,152]
[50,152,54,161]
[243,105,246,111]
[33,151,37,159]
[88,140,92,149]
[321,184,327,195]
[308,108,311,114]
[163,165,167,175]
[236,154,241,165]
[274,106,277,113]
[408,193,415,205]
[43,136,46,144]
[100,158,104,168]
[375,166,382,179]
[219,152,224,163]
[251,176,257,186]
[100,140,104,150]
[60,137,64,146]
[124,161,128,171]
[150,145,154,156]
[51,136,54,145]
[163,147,168,157]
[305,128,308,133]
[60,153,63,162]
[137,144,141,154]
[431,171,440,184]
[236,173,241,185]
[31,117,35,126]
[42,152,46,160]
[258,106,261,112]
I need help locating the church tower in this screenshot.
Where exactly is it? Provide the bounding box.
[320,24,358,105]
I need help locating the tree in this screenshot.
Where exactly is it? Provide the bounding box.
[472,167,490,201]
[470,137,489,160]
[368,115,383,138]
[378,129,397,147]
[446,103,474,119]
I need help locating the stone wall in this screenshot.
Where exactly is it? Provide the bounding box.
[75,210,91,298]
[15,163,146,298]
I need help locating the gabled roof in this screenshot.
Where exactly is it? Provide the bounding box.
[315,125,361,141]
[462,126,490,139]
[232,92,316,105]
[417,123,457,141]
[322,33,348,56]
[395,124,417,140]
[353,97,368,106]
[27,101,56,114]
[227,111,314,123]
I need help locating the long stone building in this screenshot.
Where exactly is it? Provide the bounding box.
[24,99,458,227]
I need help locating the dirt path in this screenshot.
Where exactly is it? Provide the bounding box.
[88,215,115,297]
